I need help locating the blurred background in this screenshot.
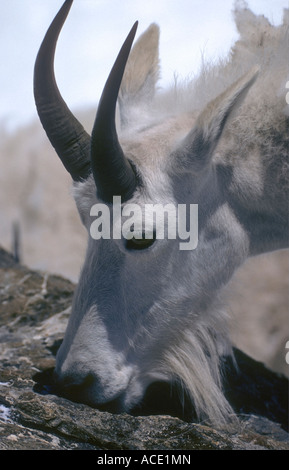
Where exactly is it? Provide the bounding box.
[0,0,287,132]
[0,0,288,376]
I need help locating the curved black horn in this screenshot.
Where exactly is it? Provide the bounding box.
[34,0,91,181]
[90,22,138,202]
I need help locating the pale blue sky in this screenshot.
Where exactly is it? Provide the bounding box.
[0,0,288,131]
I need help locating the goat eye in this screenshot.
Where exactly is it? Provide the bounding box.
[126,232,156,250]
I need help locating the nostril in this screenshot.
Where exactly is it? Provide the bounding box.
[33,367,98,406]
[53,370,95,403]
[62,372,94,389]
[82,373,94,388]
[61,375,81,388]
[52,369,125,412]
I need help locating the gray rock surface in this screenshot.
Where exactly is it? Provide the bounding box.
[0,247,288,450]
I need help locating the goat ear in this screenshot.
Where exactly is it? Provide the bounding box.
[118,23,160,126]
[172,66,259,173]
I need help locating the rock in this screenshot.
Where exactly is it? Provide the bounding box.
[0,247,288,450]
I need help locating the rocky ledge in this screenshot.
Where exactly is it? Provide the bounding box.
[0,247,288,450]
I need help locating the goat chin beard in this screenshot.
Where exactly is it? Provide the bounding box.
[162,321,235,425]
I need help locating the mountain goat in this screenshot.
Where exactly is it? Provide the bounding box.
[34,0,289,424]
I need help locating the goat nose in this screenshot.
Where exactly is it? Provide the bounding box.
[53,368,94,402]
[53,370,124,412]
